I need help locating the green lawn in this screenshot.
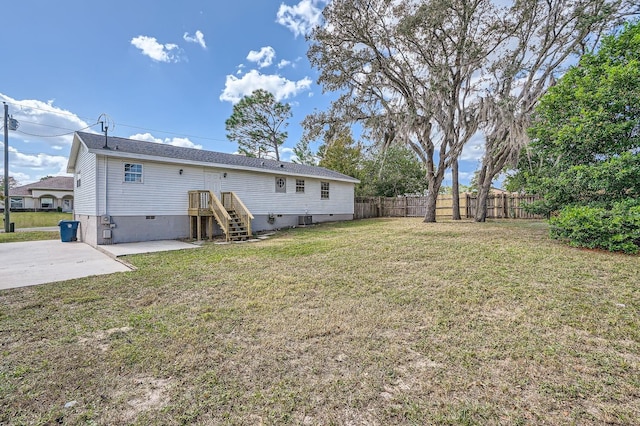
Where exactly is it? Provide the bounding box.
[0,231,60,243]
[0,212,68,243]
[4,211,72,228]
[0,219,638,425]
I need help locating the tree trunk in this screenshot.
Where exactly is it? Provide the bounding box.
[424,192,438,222]
[274,142,280,161]
[423,175,442,223]
[451,158,461,220]
[474,162,493,222]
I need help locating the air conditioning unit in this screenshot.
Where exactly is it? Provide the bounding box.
[101,215,111,224]
[298,215,312,226]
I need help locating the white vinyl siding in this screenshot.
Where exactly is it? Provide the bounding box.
[74,145,97,215]
[224,172,354,216]
[100,158,355,217]
[106,159,208,216]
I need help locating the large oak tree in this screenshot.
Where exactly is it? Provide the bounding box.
[305,0,491,222]
[305,0,636,222]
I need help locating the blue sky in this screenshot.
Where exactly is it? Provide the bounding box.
[0,0,483,186]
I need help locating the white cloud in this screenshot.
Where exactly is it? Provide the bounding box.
[219,70,313,104]
[129,133,202,149]
[8,146,69,170]
[8,171,32,186]
[277,59,292,69]
[183,30,207,49]
[0,93,93,183]
[279,147,297,162]
[0,93,93,148]
[276,0,325,38]
[442,169,476,187]
[460,132,486,161]
[131,35,180,63]
[246,46,276,68]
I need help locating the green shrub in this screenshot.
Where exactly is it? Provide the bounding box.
[550,200,640,254]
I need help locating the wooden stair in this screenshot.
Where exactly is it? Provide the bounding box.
[227,209,250,241]
[188,190,253,242]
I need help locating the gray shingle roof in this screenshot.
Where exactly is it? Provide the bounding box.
[76,132,359,183]
[9,176,74,196]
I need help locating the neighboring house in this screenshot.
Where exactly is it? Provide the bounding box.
[5,176,74,212]
[66,131,360,246]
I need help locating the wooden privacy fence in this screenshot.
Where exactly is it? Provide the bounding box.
[354,194,543,220]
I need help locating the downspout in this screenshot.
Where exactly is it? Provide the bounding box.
[104,155,108,218]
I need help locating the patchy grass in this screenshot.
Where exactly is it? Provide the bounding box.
[0,231,59,243]
[0,218,638,425]
[6,211,72,228]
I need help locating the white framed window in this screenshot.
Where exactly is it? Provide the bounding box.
[321,182,330,199]
[10,197,23,209]
[124,163,143,183]
[76,171,81,188]
[40,197,54,209]
[275,176,286,193]
[296,179,305,193]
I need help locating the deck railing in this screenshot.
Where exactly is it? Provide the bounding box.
[221,191,254,237]
[188,190,232,240]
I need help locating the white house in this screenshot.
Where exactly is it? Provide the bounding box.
[66,131,359,246]
[6,176,74,212]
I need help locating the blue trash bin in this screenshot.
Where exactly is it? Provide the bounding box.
[59,220,79,242]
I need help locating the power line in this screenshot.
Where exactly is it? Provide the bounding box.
[2,100,97,124]
[116,122,228,143]
[2,100,229,144]
[16,123,99,138]
[16,119,96,131]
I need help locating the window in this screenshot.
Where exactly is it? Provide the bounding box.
[321,182,330,199]
[76,171,81,188]
[275,176,286,193]
[124,163,143,183]
[40,197,53,209]
[296,179,305,193]
[10,197,23,209]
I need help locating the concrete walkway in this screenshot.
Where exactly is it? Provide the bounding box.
[97,240,201,257]
[0,240,131,290]
[0,239,201,291]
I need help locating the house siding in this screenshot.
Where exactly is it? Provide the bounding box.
[74,146,97,215]
[89,158,355,244]
[104,159,213,216]
[219,171,355,216]
[103,158,354,217]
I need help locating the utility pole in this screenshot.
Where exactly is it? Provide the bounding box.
[3,102,9,233]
